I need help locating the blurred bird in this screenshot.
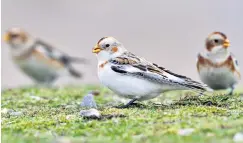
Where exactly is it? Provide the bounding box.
[3,28,87,85]
[93,37,210,108]
[197,32,240,95]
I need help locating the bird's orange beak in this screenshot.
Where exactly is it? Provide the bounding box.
[223,39,230,48]
[92,44,102,53]
[3,33,10,42]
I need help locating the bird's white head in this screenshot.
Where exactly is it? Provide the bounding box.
[92,37,127,61]
[205,32,230,54]
[3,28,34,50]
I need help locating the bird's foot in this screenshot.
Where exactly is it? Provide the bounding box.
[227,88,234,95]
[115,99,138,109]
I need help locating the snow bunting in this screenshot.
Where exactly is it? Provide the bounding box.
[3,28,86,85]
[93,37,209,108]
[197,32,240,95]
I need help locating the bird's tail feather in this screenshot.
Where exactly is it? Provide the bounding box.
[179,80,213,96]
[68,67,82,78]
[69,57,88,64]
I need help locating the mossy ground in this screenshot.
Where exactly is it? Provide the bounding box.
[1,85,243,143]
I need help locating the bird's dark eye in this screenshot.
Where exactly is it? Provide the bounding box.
[105,44,110,47]
[11,34,19,38]
[214,39,219,43]
[235,60,239,66]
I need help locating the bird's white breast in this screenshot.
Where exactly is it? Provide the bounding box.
[97,62,162,101]
[199,66,238,89]
[13,55,65,83]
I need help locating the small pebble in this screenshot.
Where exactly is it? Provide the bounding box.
[60,123,67,126]
[178,128,195,136]
[10,111,23,116]
[34,132,40,137]
[30,95,42,100]
[233,132,243,142]
[112,118,119,124]
[206,133,215,137]
[80,108,101,118]
[1,108,14,114]
[66,115,75,120]
[53,137,72,143]
[80,91,99,108]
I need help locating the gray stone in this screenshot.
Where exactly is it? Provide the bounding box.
[30,95,42,100]
[1,108,14,114]
[80,108,100,118]
[80,91,99,108]
[10,111,23,116]
[178,128,195,136]
[233,132,243,142]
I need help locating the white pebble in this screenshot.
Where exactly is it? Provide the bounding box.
[233,132,243,142]
[66,115,75,120]
[53,137,72,143]
[80,108,100,118]
[10,111,23,116]
[178,128,195,136]
[1,108,14,114]
[30,95,42,100]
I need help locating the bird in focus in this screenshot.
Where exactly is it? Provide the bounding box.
[3,27,87,85]
[93,37,210,108]
[197,32,240,95]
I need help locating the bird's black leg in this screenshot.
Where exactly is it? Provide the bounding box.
[228,86,235,95]
[117,99,137,108]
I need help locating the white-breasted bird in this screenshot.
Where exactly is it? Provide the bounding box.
[197,32,240,95]
[3,28,87,85]
[93,37,210,108]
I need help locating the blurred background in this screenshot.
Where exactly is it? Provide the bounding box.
[2,0,243,88]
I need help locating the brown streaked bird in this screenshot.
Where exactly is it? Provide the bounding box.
[197,32,240,95]
[92,37,210,108]
[3,27,87,85]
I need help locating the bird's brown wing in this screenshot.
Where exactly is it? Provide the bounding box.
[109,52,208,92]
